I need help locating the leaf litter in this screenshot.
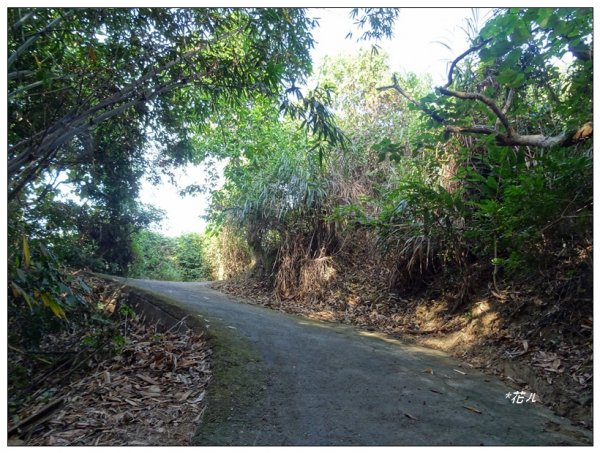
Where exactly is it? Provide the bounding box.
[8,276,212,446]
[210,254,593,429]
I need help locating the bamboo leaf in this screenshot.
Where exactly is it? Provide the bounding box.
[41,292,67,319]
[22,234,31,269]
[11,282,34,311]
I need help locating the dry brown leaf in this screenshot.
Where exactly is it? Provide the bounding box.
[552,358,561,369]
[176,390,193,401]
[136,374,159,385]
[178,359,196,368]
[463,405,482,414]
[146,385,162,394]
[423,368,434,374]
[8,437,26,446]
[190,391,206,403]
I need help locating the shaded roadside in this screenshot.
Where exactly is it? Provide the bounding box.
[116,277,592,446]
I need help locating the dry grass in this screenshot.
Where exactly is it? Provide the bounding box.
[298,253,337,297]
[386,234,437,290]
[273,240,301,297]
[274,240,337,299]
[207,227,252,280]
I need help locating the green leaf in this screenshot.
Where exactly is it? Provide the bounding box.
[497,69,525,88]
[486,176,498,191]
[113,334,125,348]
[15,268,27,283]
[502,48,523,67]
[480,22,497,40]
[510,21,531,45]
[536,8,554,28]
[508,73,526,88]
[489,39,513,59]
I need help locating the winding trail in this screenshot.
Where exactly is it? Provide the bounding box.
[116,277,590,446]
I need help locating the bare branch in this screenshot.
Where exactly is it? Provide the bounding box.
[11,10,36,31]
[379,40,592,150]
[496,88,514,130]
[445,125,495,135]
[437,86,514,135]
[8,70,35,80]
[443,39,490,89]
[495,121,593,148]
[378,74,445,124]
[382,75,592,149]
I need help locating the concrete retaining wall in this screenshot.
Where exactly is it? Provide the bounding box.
[123,288,197,333]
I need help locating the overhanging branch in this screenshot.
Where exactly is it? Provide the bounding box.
[445,125,495,135]
[8,10,74,69]
[495,122,593,148]
[437,86,514,135]
[443,39,490,89]
[378,74,445,124]
[8,25,247,201]
[378,40,593,150]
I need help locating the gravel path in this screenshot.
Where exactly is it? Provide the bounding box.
[117,278,591,446]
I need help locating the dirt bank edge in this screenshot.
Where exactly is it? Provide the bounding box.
[99,276,268,445]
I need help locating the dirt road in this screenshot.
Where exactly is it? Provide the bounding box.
[116,278,591,446]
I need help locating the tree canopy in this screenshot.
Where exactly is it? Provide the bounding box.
[7,7,322,201]
[7,7,342,276]
[379,8,593,148]
[6,6,593,352]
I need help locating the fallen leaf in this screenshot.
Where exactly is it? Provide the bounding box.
[552,358,561,369]
[8,437,25,446]
[463,405,482,414]
[178,359,196,368]
[145,385,161,394]
[136,374,159,386]
[423,368,434,374]
[190,391,205,403]
[176,390,193,402]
